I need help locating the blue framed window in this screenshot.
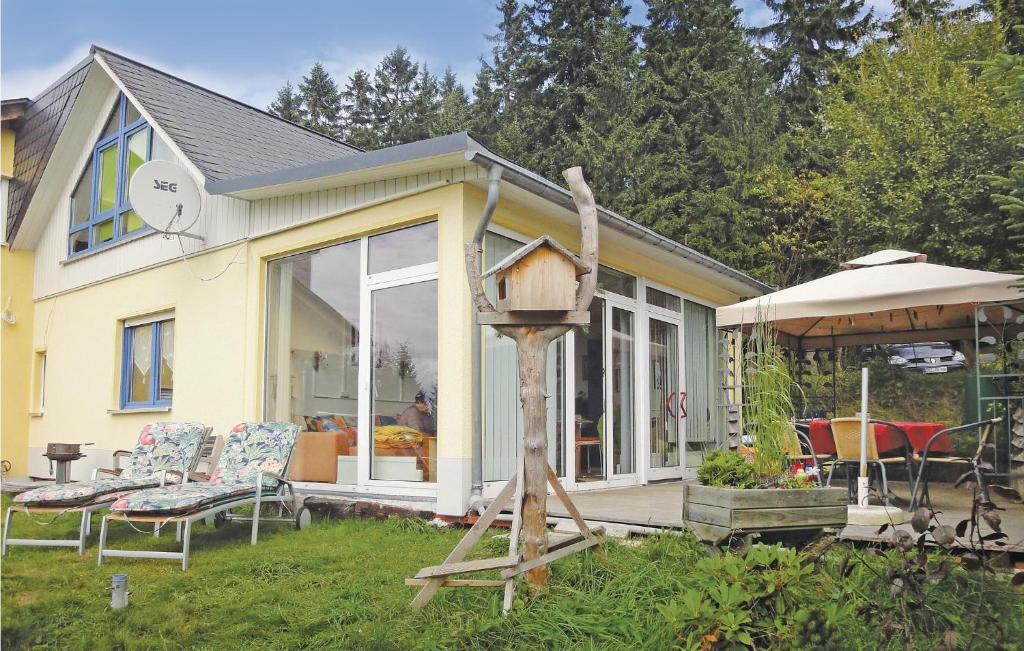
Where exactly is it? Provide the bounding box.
[69,93,152,256]
[121,316,174,408]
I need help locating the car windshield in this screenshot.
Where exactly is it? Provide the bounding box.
[892,343,953,358]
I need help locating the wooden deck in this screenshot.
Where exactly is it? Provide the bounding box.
[544,480,1024,553]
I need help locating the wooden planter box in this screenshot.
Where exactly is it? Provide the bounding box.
[682,484,848,545]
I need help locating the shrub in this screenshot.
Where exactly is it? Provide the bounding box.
[697,450,759,489]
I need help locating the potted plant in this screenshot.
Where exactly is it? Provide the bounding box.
[683,320,848,545]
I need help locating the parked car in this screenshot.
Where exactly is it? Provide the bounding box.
[879,342,966,373]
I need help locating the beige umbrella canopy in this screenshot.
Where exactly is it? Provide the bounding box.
[716,250,1024,349]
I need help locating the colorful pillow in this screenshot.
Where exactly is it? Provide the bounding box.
[207,422,300,488]
[119,422,207,480]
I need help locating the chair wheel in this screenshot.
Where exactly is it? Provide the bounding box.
[295,507,311,530]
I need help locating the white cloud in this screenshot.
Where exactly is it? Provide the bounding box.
[1,45,91,99]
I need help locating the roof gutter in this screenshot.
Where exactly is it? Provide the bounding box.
[464,147,773,297]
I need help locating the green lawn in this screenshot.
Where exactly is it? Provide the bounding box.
[2,496,1022,650]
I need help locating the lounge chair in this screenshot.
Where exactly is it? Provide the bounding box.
[2,422,208,556]
[825,418,917,507]
[97,422,307,570]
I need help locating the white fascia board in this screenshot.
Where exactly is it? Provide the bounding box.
[12,64,116,250]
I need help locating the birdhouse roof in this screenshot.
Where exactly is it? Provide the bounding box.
[482,236,591,279]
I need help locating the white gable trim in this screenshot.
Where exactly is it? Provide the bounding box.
[93,52,205,183]
[12,64,116,250]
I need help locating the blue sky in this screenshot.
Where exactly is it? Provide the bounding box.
[1,1,951,110]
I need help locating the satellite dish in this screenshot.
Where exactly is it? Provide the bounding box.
[128,160,204,241]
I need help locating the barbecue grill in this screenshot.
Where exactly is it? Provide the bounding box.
[43,443,92,483]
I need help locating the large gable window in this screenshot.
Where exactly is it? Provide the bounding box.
[68,93,152,255]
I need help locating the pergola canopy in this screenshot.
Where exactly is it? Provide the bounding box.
[716,250,1024,349]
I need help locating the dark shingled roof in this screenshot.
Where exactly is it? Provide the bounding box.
[95,47,360,182]
[5,57,91,241]
[4,46,360,242]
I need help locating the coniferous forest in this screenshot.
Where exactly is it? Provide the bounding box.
[269,0,1024,287]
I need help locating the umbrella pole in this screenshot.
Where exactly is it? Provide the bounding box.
[858,367,870,507]
[847,366,906,525]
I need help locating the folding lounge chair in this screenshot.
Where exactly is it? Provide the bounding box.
[97,422,308,571]
[3,422,208,556]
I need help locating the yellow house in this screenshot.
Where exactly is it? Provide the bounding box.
[1,47,768,515]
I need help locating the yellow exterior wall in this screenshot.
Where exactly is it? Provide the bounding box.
[1,128,14,177]
[1,247,35,475]
[26,245,249,471]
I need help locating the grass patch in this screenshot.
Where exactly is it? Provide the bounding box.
[2,496,1021,649]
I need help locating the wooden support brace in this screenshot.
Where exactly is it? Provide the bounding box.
[548,526,605,553]
[502,453,526,614]
[415,555,520,579]
[408,472,518,609]
[405,578,508,588]
[547,465,595,538]
[500,536,601,580]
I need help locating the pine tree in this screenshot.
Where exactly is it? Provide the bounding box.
[432,68,472,137]
[633,0,780,269]
[399,65,440,143]
[514,0,638,177]
[489,0,536,112]
[341,69,377,149]
[470,64,502,140]
[373,47,420,147]
[298,62,342,136]
[754,0,874,126]
[268,80,305,124]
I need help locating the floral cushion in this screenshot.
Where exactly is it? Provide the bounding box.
[15,478,160,507]
[119,422,207,479]
[209,422,300,488]
[110,483,271,515]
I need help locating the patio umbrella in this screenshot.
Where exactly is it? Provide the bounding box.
[716,249,1024,349]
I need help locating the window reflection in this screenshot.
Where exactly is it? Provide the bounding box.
[597,265,635,298]
[371,280,438,482]
[367,221,438,274]
[265,241,362,473]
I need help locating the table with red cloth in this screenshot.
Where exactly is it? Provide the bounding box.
[805,419,952,456]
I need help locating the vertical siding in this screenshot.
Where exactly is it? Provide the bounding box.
[32,163,485,299]
[247,164,483,237]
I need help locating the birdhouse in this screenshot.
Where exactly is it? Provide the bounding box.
[482,236,590,314]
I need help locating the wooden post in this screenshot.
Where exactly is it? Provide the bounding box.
[407,166,601,609]
[517,326,562,585]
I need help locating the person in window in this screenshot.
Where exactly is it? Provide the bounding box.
[397,392,436,435]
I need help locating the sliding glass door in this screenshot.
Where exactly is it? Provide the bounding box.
[570,294,638,484]
[647,316,684,480]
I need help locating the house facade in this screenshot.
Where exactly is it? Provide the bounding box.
[0,47,769,516]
